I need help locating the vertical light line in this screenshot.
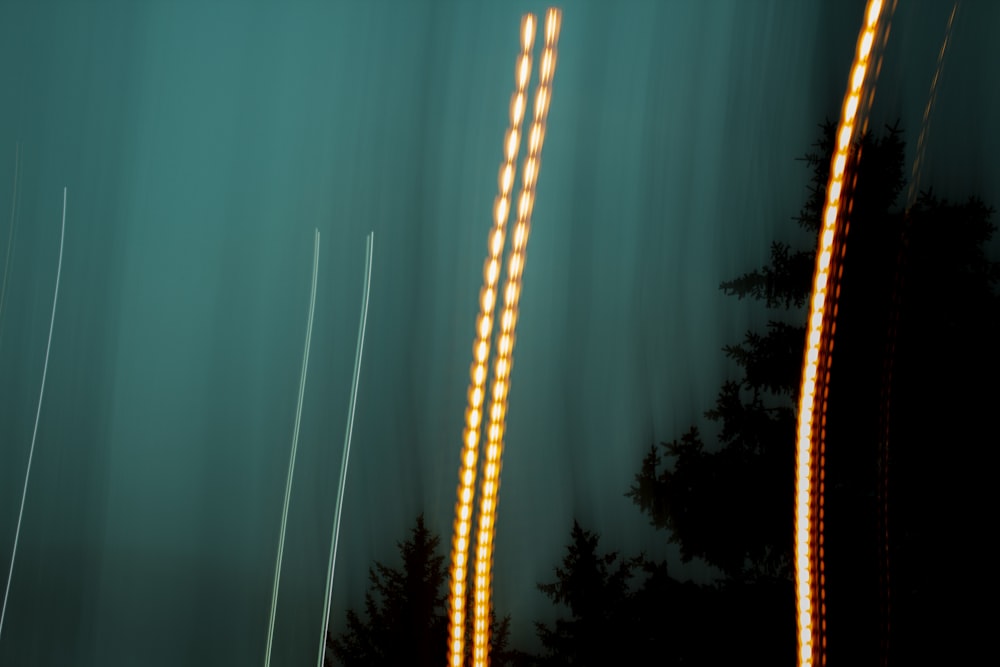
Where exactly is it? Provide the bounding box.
[447,14,536,667]
[471,8,560,667]
[0,142,22,350]
[880,6,957,662]
[317,231,374,667]
[0,186,67,642]
[906,1,958,210]
[795,2,887,666]
[265,228,321,667]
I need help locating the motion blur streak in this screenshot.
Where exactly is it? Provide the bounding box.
[794,2,888,666]
[264,229,320,667]
[317,231,374,667]
[0,187,67,643]
[881,5,959,661]
[907,1,958,210]
[470,10,560,667]
[446,13,536,667]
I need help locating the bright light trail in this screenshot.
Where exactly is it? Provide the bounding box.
[447,8,561,667]
[471,10,560,667]
[447,13,537,667]
[795,2,889,666]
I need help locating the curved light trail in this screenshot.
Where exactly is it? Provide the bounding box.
[471,11,560,667]
[0,187,68,643]
[795,2,890,666]
[446,15,535,667]
[447,9,560,667]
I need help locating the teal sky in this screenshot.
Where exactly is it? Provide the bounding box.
[1,0,997,663]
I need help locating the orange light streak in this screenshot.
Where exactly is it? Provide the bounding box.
[447,13,536,667]
[795,2,887,666]
[471,11,560,666]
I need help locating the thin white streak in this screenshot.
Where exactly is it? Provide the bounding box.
[0,186,67,642]
[317,231,373,667]
[265,228,321,667]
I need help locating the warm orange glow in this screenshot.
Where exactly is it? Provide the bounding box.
[446,11,538,667]
[446,9,561,667]
[795,2,887,666]
[469,9,560,666]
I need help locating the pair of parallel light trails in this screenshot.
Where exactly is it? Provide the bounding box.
[447,8,561,667]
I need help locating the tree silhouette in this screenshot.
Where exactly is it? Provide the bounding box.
[879,190,998,665]
[327,514,521,667]
[534,521,642,665]
[327,514,448,666]
[627,119,998,665]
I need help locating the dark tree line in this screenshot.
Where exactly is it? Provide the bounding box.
[328,122,998,665]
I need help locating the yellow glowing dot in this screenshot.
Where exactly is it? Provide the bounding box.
[506,128,520,161]
[510,255,522,279]
[492,224,505,250]
[541,48,555,81]
[851,63,866,91]
[480,289,494,315]
[833,154,846,178]
[500,163,514,193]
[523,157,537,186]
[859,31,874,59]
[518,54,532,89]
[518,192,531,219]
[521,14,535,50]
[535,86,549,117]
[529,123,543,153]
[545,8,561,44]
[845,95,859,122]
[494,196,509,227]
[867,0,882,26]
[510,92,525,125]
